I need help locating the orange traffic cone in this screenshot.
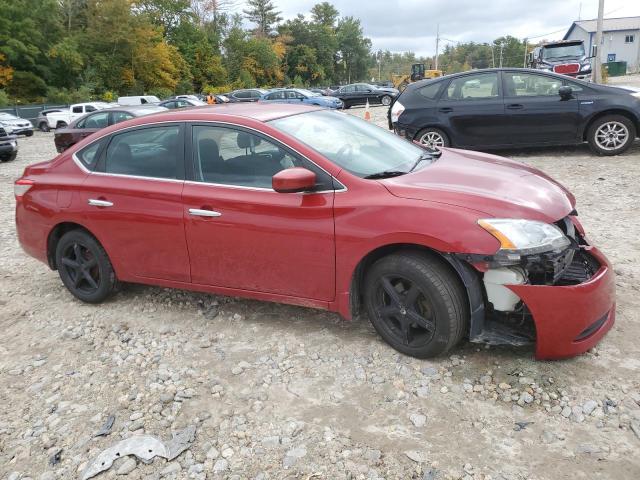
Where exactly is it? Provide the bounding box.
[364,99,371,121]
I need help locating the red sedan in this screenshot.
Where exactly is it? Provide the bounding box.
[14,104,615,359]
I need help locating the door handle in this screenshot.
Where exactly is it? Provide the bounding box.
[88,199,113,207]
[189,208,222,218]
[438,107,453,113]
[506,104,524,110]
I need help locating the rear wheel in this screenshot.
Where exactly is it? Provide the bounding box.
[587,115,635,156]
[364,251,468,358]
[38,122,50,132]
[55,230,117,303]
[416,127,450,149]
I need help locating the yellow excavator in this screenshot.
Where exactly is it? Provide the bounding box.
[392,63,443,91]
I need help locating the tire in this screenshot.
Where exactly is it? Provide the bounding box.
[39,122,50,132]
[55,230,117,303]
[342,101,351,110]
[56,121,67,129]
[587,114,636,156]
[25,130,33,137]
[380,95,392,106]
[415,127,450,149]
[363,251,468,358]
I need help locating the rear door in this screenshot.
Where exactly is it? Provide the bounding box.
[501,71,580,145]
[436,72,506,147]
[80,123,190,282]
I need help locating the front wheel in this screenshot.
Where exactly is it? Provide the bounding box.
[587,115,635,156]
[56,121,67,129]
[381,95,392,106]
[55,230,117,303]
[416,127,450,149]
[25,130,34,137]
[363,251,468,358]
[39,122,50,132]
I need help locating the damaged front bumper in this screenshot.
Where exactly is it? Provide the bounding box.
[507,245,615,359]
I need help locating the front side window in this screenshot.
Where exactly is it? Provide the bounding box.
[503,72,563,97]
[444,73,499,100]
[163,101,177,109]
[72,106,82,113]
[103,125,182,179]
[270,110,426,178]
[77,111,110,129]
[85,105,97,112]
[234,91,249,99]
[191,125,332,190]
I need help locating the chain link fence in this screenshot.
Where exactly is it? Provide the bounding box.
[0,104,70,127]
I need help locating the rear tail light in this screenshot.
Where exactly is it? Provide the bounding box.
[14,179,34,197]
[390,101,405,123]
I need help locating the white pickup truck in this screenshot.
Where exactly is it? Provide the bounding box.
[45,102,113,129]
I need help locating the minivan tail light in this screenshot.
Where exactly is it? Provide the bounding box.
[390,101,405,123]
[14,179,34,197]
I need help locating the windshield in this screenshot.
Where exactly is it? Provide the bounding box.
[270,110,427,178]
[542,44,585,59]
[298,89,321,97]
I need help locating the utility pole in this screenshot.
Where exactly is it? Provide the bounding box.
[434,24,440,70]
[491,45,495,68]
[593,0,605,83]
[499,42,505,68]
[523,38,528,67]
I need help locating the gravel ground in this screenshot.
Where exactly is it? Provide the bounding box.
[1,105,640,480]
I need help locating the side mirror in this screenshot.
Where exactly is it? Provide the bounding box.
[558,86,573,99]
[272,167,316,193]
[526,52,534,64]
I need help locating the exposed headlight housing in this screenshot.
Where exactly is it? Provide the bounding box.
[478,219,571,263]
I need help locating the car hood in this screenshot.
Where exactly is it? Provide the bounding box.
[1,119,30,125]
[381,148,575,222]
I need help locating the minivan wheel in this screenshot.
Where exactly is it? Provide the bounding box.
[39,122,49,132]
[587,115,635,156]
[416,128,450,149]
[381,95,392,106]
[55,230,117,303]
[364,251,468,358]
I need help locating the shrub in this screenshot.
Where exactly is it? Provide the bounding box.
[147,87,173,100]
[6,71,47,103]
[0,89,10,107]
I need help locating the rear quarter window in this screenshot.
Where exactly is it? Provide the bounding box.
[76,139,105,171]
[417,82,443,100]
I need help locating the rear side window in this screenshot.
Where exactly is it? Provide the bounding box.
[103,125,183,180]
[444,73,499,101]
[72,106,82,113]
[417,82,443,100]
[76,139,105,171]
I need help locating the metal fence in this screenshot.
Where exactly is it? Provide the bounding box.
[0,104,70,127]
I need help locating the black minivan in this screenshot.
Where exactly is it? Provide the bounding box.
[389,68,640,156]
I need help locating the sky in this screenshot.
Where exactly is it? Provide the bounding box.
[269,0,640,57]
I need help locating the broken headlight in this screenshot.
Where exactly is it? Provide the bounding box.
[478,219,571,264]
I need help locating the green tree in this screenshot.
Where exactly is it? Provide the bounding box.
[243,0,281,37]
[310,2,338,27]
[336,16,371,83]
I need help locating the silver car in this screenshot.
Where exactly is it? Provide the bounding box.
[35,108,66,132]
[0,112,34,136]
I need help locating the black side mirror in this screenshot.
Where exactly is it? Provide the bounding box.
[558,86,573,100]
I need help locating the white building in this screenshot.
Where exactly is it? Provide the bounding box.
[564,16,640,73]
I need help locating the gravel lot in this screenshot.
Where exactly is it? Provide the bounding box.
[1,104,639,480]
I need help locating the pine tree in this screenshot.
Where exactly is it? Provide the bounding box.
[243,0,282,37]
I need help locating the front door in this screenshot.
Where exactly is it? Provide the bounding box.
[502,71,580,145]
[436,71,506,147]
[80,123,191,282]
[182,124,336,301]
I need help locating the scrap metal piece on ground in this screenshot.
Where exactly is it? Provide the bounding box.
[514,421,534,431]
[81,435,170,480]
[49,448,62,466]
[81,426,197,479]
[94,415,115,437]
[165,425,197,460]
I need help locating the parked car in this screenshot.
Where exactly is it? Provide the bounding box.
[54,105,167,153]
[36,109,66,132]
[0,126,18,162]
[226,89,269,103]
[159,98,206,109]
[0,112,34,136]
[14,103,614,360]
[390,68,640,156]
[46,103,112,130]
[259,88,343,109]
[331,83,399,108]
[117,95,161,106]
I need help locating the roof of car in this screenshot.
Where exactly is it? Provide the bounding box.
[139,103,324,123]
